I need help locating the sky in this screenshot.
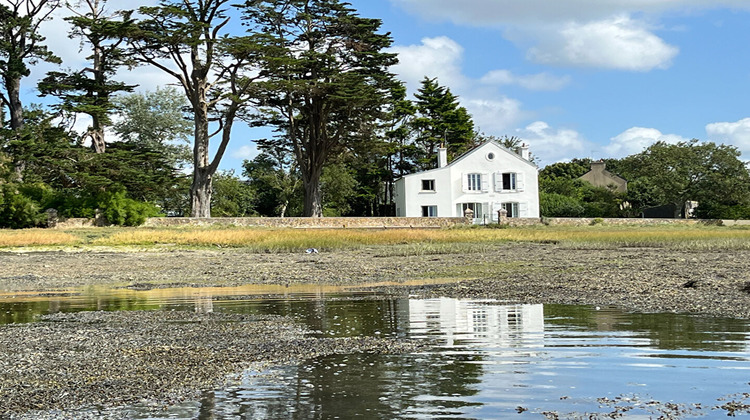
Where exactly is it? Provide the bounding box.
[20,0,750,171]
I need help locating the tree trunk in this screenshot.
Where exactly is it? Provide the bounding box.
[302,167,323,217]
[191,168,212,218]
[90,126,106,154]
[190,84,213,218]
[6,76,24,131]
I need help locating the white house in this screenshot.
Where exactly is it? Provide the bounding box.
[394,141,540,223]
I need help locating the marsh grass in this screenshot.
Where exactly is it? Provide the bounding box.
[4,224,750,251]
[0,229,79,247]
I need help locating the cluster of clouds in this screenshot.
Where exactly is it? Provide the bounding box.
[388,0,750,165]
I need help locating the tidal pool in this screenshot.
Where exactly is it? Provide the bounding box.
[2,287,750,419]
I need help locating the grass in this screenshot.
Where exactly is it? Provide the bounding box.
[4,223,750,251]
[0,229,79,247]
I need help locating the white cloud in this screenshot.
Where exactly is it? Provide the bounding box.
[480,70,571,91]
[514,121,587,165]
[391,37,538,135]
[706,118,750,153]
[526,16,678,71]
[389,36,467,92]
[391,0,750,26]
[605,127,688,158]
[231,145,258,160]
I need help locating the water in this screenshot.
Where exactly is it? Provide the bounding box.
[2,288,749,419]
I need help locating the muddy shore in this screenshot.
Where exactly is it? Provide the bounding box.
[2,243,749,318]
[2,243,750,417]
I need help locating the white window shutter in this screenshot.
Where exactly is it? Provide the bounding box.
[494,172,503,192]
[481,174,490,192]
[519,202,528,217]
[462,172,469,193]
[516,173,525,192]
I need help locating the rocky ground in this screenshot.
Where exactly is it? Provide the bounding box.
[1,243,750,418]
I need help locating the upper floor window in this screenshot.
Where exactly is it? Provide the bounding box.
[494,172,525,192]
[421,179,435,191]
[467,173,482,191]
[502,173,516,191]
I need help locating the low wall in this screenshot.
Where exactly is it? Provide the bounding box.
[541,217,720,226]
[142,217,470,229]
[50,216,734,229]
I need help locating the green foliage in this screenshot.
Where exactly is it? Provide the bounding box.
[410,77,476,169]
[617,140,750,219]
[210,171,255,217]
[244,0,398,216]
[99,189,161,226]
[321,163,358,217]
[540,192,585,217]
[242,152,302,217]
[113,87,192,169]
[0,183,46,228]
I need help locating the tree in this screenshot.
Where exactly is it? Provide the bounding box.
[38,0,135,153]
[0,0,61,132]
[210,170,254,217]
[242,151,301,217]
[410,77,475,169]
[113,87,192,170]
[616,140,750,218]
[127,0,257,217]
[242,0,398,217]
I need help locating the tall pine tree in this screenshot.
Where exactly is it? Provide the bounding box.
[241,0,398,217]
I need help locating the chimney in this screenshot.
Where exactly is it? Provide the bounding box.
[438,146,448,168]
[518,143,530,161]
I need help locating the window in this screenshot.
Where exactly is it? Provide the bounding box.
[421,179,435,191]
[460,202,483,218]
[486,152,495,161]
[502,173,516,191]
[502,202,519,218]
[467,173,482,191]
[421,205,437,217]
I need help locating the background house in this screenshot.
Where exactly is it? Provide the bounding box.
[394,141,539,223]
[579,161,627,193]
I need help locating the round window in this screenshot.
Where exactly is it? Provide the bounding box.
[487,152,495,160]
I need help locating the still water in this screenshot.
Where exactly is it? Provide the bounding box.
[2,288,750,419]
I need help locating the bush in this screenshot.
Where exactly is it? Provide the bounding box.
[99,189,161,226]
[0,184,46,228]
[540,192,585,217]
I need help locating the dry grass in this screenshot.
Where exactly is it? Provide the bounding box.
[0,229,79,247]
[4,224,750,251]
[90,224,750,251]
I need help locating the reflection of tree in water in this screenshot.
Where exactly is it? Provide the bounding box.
[544,304,750,352]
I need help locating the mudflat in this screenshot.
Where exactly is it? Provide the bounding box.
[2,243,749,418]
[1,243,749,318]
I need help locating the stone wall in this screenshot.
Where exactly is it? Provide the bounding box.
[50,216,730,229]
[142,216,470,229]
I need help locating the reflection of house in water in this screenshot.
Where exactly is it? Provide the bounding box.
[409,298,544,346]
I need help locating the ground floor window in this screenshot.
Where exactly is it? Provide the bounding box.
[422,205,438,217]
[502,202,519,218]
[459,202,483,218]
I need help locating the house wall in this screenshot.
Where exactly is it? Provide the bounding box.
[395,142,540,220]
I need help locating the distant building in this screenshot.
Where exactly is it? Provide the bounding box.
[579,161,627,193]
[393,141,540,224]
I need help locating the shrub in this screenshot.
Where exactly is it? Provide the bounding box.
[99,189,161,226]
[540,192,585,217]
[0,184,46,229]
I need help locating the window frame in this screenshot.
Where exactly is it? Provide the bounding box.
[467,173,482,191]
[421,205,438,217]
[421,179,436,191]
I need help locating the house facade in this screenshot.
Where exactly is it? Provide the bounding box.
[394,141,540,223]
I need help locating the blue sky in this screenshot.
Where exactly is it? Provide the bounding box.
[26,0,750,171]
